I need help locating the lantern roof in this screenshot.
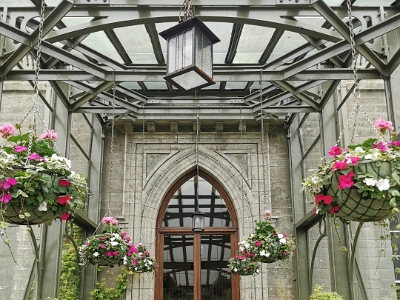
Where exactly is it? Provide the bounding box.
[159,16,221,45]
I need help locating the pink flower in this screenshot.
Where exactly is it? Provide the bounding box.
[372,142,388,152]
[375,118,394,133]
[100,244,105,249]
[255,240,261,247]
[331,160,348,171]
[0,123,16,138]
[315,195,324,205]
[40,129,58,140]
[15,145,27,152]
[263,209,271,220]
[330,206,339,214]
[346,155,360,165]
[59,179,71,187]
[29,153,44,161]
[338,172,355,189]
[112,251,118,257]
[0,192,12,203]
[101,216,118,225]
[58,195,71,205]
[61,212,70,220]
[106,251,112,257]
[329,146,342,157]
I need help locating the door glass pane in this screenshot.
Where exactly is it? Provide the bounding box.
[162,176,232,228]
[164,235,194,299]
[201,235,232,300]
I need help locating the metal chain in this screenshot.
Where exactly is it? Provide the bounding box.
[139,104,146,242]
[179,0,193,22]
[195,110,200,211]
[108,75,116,215]
[25,0,46,164]
[259,70,268,214]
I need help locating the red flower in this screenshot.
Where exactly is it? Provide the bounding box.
[59,179,71,187]
[58,195,71,205]
[328,146,342,157]
[255,240,261,247]
[315,195,324,205]
[322,195,333,205]
[61,212,70,220]
[329,206,339,214]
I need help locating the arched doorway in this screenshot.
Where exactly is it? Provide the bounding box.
[155,170,240,300]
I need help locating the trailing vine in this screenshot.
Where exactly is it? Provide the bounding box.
[89,267,131,300]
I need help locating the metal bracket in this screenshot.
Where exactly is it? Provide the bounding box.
[74,0,110,5]
[275,0,311,6]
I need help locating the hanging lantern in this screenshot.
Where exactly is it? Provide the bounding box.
[191,210,205,232]
[159,16,220,91]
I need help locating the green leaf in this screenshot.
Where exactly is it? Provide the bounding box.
[24,212,31,217]
[389,197,397,207]
[19,214,25,219]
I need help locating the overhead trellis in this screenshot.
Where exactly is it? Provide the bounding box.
[0,0,399,123]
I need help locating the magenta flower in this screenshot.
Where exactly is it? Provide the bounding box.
[255,240,261,247]
[15,145,27,152]
[58,195,71,205]
[3,178,17,189]
[346,155,360,165]
[100,244,105,249]
[338,172,355,189]
[0,192,12,203]
[112,251,118,257]
[331,160,348,171]
[330,206,339,214]
[329,146,342,157]
[29,153,44,161]
[59,179,71,187]
[106,251,112,257]
[322,195,333,205]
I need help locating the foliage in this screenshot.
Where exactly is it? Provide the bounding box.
[59,224,84,300]
[79,217,132,267]
[89,267,131,300]
[302,119,400,221]
[126,243,157,274]
[0,123,88,225]
[228,254,260,276]
[310,284,344,300]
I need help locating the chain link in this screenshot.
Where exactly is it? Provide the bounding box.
[259,69,268,213]
[108,75,116,214]
[179,0,193,22]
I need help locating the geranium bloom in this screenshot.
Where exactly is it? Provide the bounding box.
[329,146,342,157]
[112,251,118,257]
[106,251,112,257]
[58,195,71,205]
[372,142,388,152]
[332,160,348,171]
[0,123,16,138]
[315,195,324,205]
[40,129,58,140]
[255,240,261,247]
[375,118,394,133]
[100,244,105,249]
[59,179,71,186]
[322,195,333,205]
[29,153,44,161]
[3,178,17,189]
[376,178,390,191]
[102,216,118,225]
[61,212,70,220]
[338,172,355,189]
[15,145,27,153]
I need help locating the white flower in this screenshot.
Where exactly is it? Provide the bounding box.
[256,269,260,273]
[376,178,390,191]
[93,252,99,257]
[278,233,284,239]
[244,243,250,249]
[260,250,270,257]
[363,178,377,186]
[148,261,153,265]
[113,234,120,239]
[365,150,381,161]
[250,234,254,238]
[38,202,48,211]
[110,241,119,246]
[110,237,116,241]
[354,147,365,153]
[280,238,286,244]
[311,176,322,184]
[234,268,238,272]
[123,256,127,265]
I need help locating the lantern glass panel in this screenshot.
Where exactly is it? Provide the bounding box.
[195,29,212,78]
[167,29,194,74]
[172,70,208,91]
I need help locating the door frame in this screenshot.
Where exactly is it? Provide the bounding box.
[155,170,240,300]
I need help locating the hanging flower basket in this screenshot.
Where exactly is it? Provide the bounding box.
[245,210,296,264]
[302,119,400,223]
[0,124,88,225]
[79,217,132,267]
[228,253,260,276]
[126,243,157,274]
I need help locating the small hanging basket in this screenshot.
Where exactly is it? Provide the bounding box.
[126,243,157,274]
[228,255,260,276]
[325,161,395,222]
[79,217,133,267]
